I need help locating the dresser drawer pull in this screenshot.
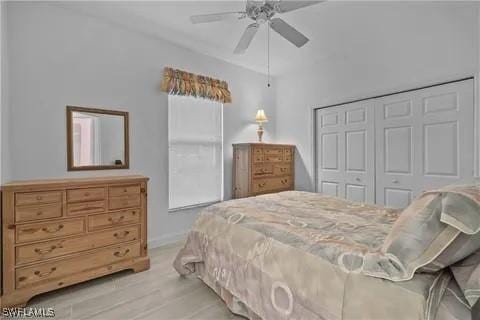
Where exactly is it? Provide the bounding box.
[281,179,288,184]
[36,210,44,216]
[42,224,64,233]
[108,216,125,224]
[280,168,287,173]
[34,267,57,278]
[113,249,130,257]
[71,206,103,213]
[36,196,43,201]
[113,231,130,239]
[34,245,58,255]
[258,183,266,188]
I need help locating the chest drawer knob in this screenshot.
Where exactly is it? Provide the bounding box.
[113,231,130,239]
[34,245,58,255]
[34,267,57,278]
[42,224,64,233]
[36,196,43,201]
[113,249,130,257]
[108,216,125,224]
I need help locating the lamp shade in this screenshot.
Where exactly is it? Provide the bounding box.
[255,109,268,123]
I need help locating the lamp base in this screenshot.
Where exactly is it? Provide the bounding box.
[257,125,264,143]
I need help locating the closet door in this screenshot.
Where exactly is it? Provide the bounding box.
[375,79,474,208]
[316,101,375,203]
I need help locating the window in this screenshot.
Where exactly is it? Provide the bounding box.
[168,95,223,210]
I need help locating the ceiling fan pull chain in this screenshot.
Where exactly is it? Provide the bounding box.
[267,20,271,88]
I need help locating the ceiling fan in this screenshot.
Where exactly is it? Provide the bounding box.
[190,1,323,54]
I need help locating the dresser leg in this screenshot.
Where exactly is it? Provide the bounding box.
[131,257,150,273]
[1,293,32,308]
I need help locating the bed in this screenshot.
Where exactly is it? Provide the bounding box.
[174,182,480,320]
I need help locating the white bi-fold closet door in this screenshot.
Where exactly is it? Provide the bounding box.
[315,102,376,203]
[315,79,474,208]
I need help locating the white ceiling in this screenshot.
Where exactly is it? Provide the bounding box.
[54,1,478,76]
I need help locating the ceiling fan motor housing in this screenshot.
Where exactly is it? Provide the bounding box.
[246,1,276,24]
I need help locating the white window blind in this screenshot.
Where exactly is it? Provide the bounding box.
[168,95,223,210]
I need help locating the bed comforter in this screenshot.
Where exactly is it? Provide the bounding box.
[174,191,472,319]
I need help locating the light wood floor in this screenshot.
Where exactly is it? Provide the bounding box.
[25,241,243,320]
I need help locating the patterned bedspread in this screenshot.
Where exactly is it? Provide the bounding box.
[174,191,468,320]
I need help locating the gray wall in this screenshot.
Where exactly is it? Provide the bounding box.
[3,2,276,246]
[275,2,479,192]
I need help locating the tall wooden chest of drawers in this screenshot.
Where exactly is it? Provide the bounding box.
[1,176,150,307]
[233,143,295,199]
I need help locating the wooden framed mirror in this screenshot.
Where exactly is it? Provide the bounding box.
[67,106,129,171]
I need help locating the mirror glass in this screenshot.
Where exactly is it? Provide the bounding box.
[67,107,129,170]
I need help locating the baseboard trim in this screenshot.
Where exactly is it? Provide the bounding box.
[148,232,188,249]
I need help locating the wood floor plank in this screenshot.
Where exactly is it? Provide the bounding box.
[21,241,240,320]
[186,300,243,320]
[133,284,220,320]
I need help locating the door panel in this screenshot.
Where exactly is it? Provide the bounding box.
[316,101,375,203]
[346,184,366,202]
[321,181,339,197]
[384,188,412,209]
[384,126,413,174]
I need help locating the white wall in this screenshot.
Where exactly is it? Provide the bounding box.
[3,2,275,246]
[0,0,6,184]
[275,2,479,191]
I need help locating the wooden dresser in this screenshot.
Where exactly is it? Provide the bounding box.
[1,175,150,307]
[232,143,295,199]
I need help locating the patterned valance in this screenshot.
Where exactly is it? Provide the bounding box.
[160,67,232,104]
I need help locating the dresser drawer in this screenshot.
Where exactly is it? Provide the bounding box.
[16,191,62,206]
[252,177,292,194]
[109,195,141,210]
[67,200,106,216]
[88,209,140,231]
[264,154,283,162]
[252,164,273,177]
[16,218,85,244]
[263,147,284,156]
[109,185,141,197]
[252,147,263,155]
[67,187,106,203]
[16,225,140,265]
[16,241,141,289]
[273,164,291,176]
[15,203,62,223]
[253,154,264,163]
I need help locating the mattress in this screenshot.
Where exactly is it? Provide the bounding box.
[174,191,471,319]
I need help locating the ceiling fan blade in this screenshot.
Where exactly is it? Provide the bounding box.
[234,23,259,54]
[270,18,309,47]
[190,12,245,24]
[273,1,323,13]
